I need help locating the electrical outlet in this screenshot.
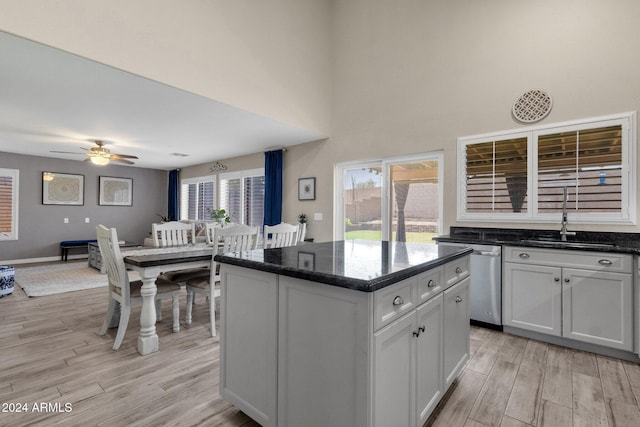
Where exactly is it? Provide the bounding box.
[85,218,90,223]
[314,213,323,221]
[63,218,69,224]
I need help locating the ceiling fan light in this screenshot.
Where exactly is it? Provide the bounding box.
[90,155,110,166]
[42,172,54,181]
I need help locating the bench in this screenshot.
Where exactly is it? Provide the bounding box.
[60,240,97,261]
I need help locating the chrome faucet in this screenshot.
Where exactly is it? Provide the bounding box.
[560,186,576,241]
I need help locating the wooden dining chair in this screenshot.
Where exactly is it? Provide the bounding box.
[264,222,299,248]
[97,225,182,350]
[152,221,196,247]
[185,224,259,336]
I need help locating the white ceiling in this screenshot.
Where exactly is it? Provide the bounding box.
[0,31,325,170]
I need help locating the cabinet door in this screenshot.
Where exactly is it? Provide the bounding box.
[373,312,416,427]
[443,277,470,389]
[278,277,369,427]
[416,294,444,426]
[219,266,278,427]
[503,262,562,336]
[562,268,633,351]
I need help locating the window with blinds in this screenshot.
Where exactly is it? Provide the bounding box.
[458,112,635,224]
[219,169,265,229]
[180,177,215,221]
[465,137,528,213]
[537,125,622,214]
[0,168,18,240]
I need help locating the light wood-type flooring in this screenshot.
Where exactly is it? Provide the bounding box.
[1,271,640,426]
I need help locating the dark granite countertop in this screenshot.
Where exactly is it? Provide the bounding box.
[214,240,472,292]
[434,227,640,254]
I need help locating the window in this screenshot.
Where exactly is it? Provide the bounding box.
[458,112,636,224]
[335,152,443,243]
[219,168,265,229]
[180,176,215,221]
[0,168,18,240]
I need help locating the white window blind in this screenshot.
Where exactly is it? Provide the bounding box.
[219,168,265,228]
[0,168,18,240]
[458,112,636,224]
[537,125,622,214]
[180,177,215,221]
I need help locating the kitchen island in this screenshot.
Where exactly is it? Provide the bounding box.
[215,240,472,427]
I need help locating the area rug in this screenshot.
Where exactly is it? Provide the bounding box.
[15,262,109,297]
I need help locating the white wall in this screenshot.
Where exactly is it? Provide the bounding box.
[299,0,640,241]
[0,0,332,136]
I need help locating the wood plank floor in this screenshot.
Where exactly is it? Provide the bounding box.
[1,269,640,426]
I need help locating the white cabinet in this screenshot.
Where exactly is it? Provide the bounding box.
[503,263,562,336]
[373,294,444,427]
[503,246,633,351]
[443,277,470,389]
[220,254,470,427]
[219,267,279,427]
[562,268,632,350]
[416,295,445,425]
[373,310,416,427]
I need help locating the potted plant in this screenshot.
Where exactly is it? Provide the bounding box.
[208,208,231,225]
[298,213,308,241]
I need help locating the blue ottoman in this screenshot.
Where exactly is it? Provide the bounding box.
[0,265,15,297]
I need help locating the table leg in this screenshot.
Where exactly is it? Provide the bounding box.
[137,273,159,355]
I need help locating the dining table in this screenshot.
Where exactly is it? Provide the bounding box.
[122,243,214,355]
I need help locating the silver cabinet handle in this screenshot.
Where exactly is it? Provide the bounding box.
[519,253,530,259]
[455,296,462,303]
[427,279,436,288]
[554,277,560,282]
[412,325,426,338]
[598,259,613,266]
[392,296,404,306]
[455,267,462,274]
[564,278,570,283]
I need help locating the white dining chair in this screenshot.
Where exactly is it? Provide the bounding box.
[185,224,259,336]
[97,225,182,350]
[297,222,307,242]
[204,221,224,245]
[264,222,299,248]
[152,221,196,247]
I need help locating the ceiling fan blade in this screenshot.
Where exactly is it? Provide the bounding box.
[111,158,135,165]
[50,150,84,155]
[110,153,139,159]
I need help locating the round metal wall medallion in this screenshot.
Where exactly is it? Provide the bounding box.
[512,89,553,123]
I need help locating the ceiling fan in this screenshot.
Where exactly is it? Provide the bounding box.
[50,140,139,165]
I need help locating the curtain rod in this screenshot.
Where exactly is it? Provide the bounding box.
[265,147,287,152]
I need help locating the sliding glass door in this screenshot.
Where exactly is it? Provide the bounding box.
[336,152,442,243]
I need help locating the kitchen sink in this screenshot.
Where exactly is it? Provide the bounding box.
[519,239,617,250]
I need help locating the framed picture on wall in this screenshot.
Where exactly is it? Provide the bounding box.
[298,252,315,271]
[298,177,316,201]
[42,172,84,205]
[99,176,133,206]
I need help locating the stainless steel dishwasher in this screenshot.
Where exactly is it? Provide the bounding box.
[437,241,502,327]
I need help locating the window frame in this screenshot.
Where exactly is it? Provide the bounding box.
[335,151,444,241]
[180,175,216,221]
[218,167,265,226]
[457,112,637,225]
[0,168,19,241]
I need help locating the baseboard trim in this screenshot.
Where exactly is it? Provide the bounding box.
[1,254,88,265]
[503,325,640,363]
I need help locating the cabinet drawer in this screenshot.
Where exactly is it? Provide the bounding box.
[444,256,470,288]
[504,246,632,273]
[374,276,417,331]
[417,266,444,303]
